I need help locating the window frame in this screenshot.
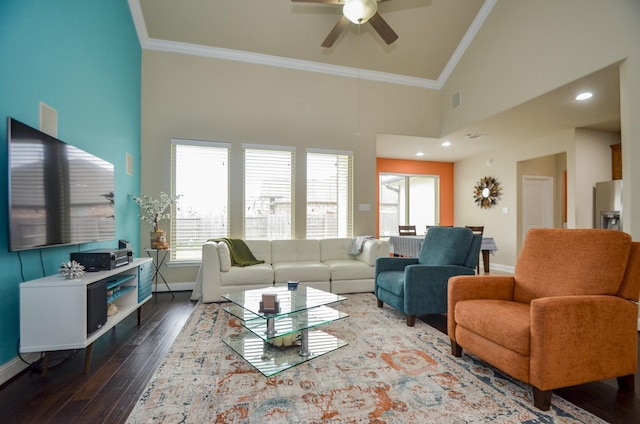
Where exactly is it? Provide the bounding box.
[170,139,230,263]
[306,148,354,239]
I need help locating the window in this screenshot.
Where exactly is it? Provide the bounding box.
[379,174,439,236]
[243,145,295,240]
[171,140,229,261]
[306,150,353,238]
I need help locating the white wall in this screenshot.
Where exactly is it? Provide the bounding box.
[447,0,640,268]
[141,50,440,283]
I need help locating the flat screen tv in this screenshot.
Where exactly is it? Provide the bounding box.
[7,117,115,251]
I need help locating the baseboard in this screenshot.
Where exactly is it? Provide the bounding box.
[152,281,195,293]
[0,352,40,387]
[489,263,515,274]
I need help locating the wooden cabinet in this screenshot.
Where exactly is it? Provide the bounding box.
[19,258,153,373]
[611,143,622,180]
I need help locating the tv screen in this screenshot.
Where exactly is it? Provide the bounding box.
[7,118,115,251]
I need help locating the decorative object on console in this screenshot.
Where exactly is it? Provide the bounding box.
[59,260,85,279]
[107,302,119,316]
[473,176,502,209]
[128,192,181,248]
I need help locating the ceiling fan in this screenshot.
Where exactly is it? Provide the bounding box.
[292,0,399,48]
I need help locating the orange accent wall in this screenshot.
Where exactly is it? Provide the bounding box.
[376,158,454,237]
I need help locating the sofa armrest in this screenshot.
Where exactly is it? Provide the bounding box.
[356,238,390,266]
[375,256,418,277]
[201,241,223,303]
[448,275,515,339]
[530,295,639,391]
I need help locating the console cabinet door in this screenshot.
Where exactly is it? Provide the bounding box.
[138,262,153,303]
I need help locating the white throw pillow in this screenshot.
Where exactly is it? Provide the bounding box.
[218,242,232,272]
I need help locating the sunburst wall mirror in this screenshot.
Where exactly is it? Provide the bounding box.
[473,176,502,209]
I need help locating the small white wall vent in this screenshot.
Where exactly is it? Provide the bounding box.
[39,102,58,137]
[452,91,461,108]
[126,153,134,176]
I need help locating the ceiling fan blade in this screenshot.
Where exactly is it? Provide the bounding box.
[368,12,398,45]
[291,0,342,4]
[322,16,350,48]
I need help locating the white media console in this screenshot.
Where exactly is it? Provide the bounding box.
[19,258,153,374]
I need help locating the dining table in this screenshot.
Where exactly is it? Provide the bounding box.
[387,234,498,273]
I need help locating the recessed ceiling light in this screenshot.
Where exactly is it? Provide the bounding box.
[416,152,424,157]
[441,141,451,147]
[576,92,593,101]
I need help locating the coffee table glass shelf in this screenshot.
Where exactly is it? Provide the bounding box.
[222,286,348,377]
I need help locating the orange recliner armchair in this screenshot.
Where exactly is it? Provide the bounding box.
[448,228,640,410]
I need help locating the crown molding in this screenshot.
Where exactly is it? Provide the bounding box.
[437,0,497,87]
[143,38,439,89]
[128,0,495,90]
[128,0,149,46]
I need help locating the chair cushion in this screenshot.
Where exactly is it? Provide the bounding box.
[419,227,473,266]
[455,299,531,356]
[375,271,405,297]
[513,229,632,303]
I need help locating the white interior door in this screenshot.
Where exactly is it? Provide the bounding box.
[522,176,554,241]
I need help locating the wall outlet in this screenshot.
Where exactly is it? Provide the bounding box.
[502,207,509,214]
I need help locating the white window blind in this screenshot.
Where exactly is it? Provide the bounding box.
[171,140,229,261]
[306,150,353,239]
[243,146,295,240]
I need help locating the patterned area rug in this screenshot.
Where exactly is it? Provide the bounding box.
[127,293,603,423]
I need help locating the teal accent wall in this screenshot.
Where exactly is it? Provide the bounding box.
[0,1,141,367]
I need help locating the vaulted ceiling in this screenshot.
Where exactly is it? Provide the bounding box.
[133,0,621,162]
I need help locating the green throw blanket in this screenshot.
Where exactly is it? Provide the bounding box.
[208,238,265,267]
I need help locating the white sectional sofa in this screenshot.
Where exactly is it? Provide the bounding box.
[192,238,390,303]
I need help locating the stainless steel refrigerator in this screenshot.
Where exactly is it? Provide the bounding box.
[594,180,623,230]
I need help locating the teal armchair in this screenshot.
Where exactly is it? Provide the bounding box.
[375,226,482,326]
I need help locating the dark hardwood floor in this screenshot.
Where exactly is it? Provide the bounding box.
[1,292,639,423]
[0,291,196,424]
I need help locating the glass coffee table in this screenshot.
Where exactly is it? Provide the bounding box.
[221,286,348,377]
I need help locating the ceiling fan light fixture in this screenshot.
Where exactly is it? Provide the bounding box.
[343,0,378,24]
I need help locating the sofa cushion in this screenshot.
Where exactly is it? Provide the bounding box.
[455,299,531,356]
[272,261,330,284]
[217,242,231,272]
[271,240,320,263]
[324,259,374,281]
[220,264,274,287]
[244,240,272,264]
[320,238,353,261]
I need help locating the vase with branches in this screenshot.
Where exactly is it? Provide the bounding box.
[129,192,181,248]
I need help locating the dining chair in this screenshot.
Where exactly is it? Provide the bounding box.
[465,226,484,274]
[398,225,417,236]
